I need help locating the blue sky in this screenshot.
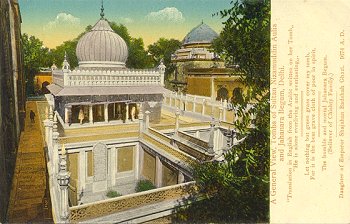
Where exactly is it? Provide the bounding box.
[18,0,231,48]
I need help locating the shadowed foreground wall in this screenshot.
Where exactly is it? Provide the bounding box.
[0,0,25,222]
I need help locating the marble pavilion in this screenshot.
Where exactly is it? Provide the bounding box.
[48,15,166,128]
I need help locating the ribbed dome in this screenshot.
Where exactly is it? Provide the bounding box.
[183,22,218,46]
[76,19,128,68]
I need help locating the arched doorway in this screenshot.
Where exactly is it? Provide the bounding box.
[216,87,228,101]
[41,81,50,94]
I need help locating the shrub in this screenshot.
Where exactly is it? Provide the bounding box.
[135,179,156,192]
[106,190,122,198]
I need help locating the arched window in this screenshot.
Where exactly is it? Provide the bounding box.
[41,81,50,94]
[232,87,243,103]
[216,87,228,101]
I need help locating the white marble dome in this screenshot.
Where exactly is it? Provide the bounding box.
[76,19,128,68]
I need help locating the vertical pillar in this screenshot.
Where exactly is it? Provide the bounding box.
[125,102,129,123]
[202,99,206,115]
[138,144,144,179]
[48,105,54,148]
[138,104,144,134]
[57,145,70,223]
[44,120,50,146]
[155,156,163,188]
[110,147,116,186]
[175,108,180,134]
[193,97,196,113]
[113,103,116,118]
[104,103,108,122]
[208,117,215,154]
[145,111,150,130]
[64,107,69,123]
[78,150,86,193]
[178,172,185,184]
[223,109,227,122]
[179,93,183,110]
[219,107,223,121]
[89,105,93,124]
[195,130,200,138]
[210,77,215,100]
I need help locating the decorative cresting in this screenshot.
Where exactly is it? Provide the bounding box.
[76,17,128,68]
[182,22,219,47]
[69,182,196,222]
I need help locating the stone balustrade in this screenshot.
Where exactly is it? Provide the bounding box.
[163,92,256,124]
[53,68,164,87]
[69,181,196,222]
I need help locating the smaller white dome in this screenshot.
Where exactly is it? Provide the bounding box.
[76,19,128,68]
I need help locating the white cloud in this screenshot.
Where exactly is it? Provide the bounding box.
[146,7,185,23]
[44,13,80,31]
[119,17,134,24]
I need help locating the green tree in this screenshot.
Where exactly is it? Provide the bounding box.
[51,39,79,68]
[21,33,52,95]
[175,0,270,222]
[147,38,181,80]
[127,37,153,69]
[109,22,152,68]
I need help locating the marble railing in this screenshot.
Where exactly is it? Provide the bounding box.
[53,69,164,87]
[163,92,256,123]
[69,181,196,222]
[141,133,196,165]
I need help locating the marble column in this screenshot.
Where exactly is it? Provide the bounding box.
[219,107,223,121]
[155,156,163,188]
[210,77,215,100]
[192,97,196,113]
[201,99,206,115]
[110,147,116,186]
[104,103,109,122]
[195,130,200,138]
[89,105,93,124]
[48,105,54,149]
[138,104,144,133]
[44,119,50,146]
[57,145,70,222]
[64,107,69,124]
[178,172,185,184]
[125,102,129,122]
[113,103,116,119]
[145,111,150,130]
[78,150,86,193]
[208,117,215,154]
[175,107,180,134]
[179,93,183,110]
[138,144,144,179]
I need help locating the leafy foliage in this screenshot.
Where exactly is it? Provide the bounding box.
[174,0,270,222]
[21,33,52,95]
[135,179,156,192]
[147,38,182,83]
[106,190,122,198]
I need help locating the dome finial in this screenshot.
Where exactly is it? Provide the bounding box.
[100,0,105,19]
[201,19,204,24]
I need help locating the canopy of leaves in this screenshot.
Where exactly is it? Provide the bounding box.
[21,33,52,95]
[147,38,181,82]
[174,0,270,222]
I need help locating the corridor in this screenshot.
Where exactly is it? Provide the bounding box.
[7,101,52,223]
